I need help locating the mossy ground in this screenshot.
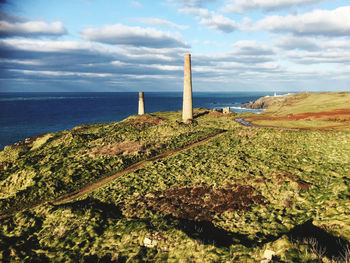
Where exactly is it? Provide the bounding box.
[0,107,350,262]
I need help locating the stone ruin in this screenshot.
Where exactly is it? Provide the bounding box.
[222,107,231,114]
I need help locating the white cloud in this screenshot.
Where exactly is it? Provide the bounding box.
[136,18,189,30]
[199,12,236,33]
[0,38,111,53]
[1,35,349,92]
[222,0,324,13]
[0,20,67,37]
[286,50,350,64]
[130,1,142,7]
[274,35,350,64]
[276,35,350,51]
[231,40,274,55]
[276,35,319,51]
[81,23,189,48]
[180,7,236,33]
[252,6,350,36]
[11,69,114,78]
[196,40,275,65]
[170,0,218,7]
[0,58,43,66]
[0,38,187,83]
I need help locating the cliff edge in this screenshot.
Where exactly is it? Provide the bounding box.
[242,93,295,109]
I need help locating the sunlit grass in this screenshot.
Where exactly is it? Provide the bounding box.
[0,106,349,262]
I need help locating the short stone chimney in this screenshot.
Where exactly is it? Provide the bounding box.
[182,54,193,122]
[138,92,145,115]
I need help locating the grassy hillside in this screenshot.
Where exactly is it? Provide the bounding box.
[0,104,350,262]
[245,92,350,129]
[0,110,222,216]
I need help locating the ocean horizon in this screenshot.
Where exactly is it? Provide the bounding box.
[0,91,286,150]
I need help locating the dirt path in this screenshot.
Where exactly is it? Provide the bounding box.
[54,131,226,205]
[0,131,226,219]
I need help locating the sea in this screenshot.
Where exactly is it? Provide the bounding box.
[0,92,280,150]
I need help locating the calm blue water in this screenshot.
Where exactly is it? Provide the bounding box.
[0,92,276,150]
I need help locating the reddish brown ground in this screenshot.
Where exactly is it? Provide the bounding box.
[248,109,350,122]
[244,108,350,129]
[125,184,265,222]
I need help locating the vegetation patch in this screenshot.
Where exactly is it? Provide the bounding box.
[126,184,266,222]
[88,141,145,157]
[125,115,165,125]
[0,113,222,216]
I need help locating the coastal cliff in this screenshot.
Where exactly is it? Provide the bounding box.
[242,93,295,109]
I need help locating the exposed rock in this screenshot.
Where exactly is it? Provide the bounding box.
[263,249,275,260]
[143,237,157,248]
[242,94,294,109]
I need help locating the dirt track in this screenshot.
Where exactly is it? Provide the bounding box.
[0,131,226,219]
[54,131,226,204]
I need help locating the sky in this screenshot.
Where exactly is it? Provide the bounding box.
[0,0,350,92]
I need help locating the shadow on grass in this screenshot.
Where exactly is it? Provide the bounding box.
[53,197,123,219]
[193,110,210,119]
[288,220,350,259]
[168,216,253,248]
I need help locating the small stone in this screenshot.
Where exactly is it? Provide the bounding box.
[264,249,275,260]
[143,237,156,248]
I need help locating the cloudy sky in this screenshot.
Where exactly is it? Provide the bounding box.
[1,0,350,92]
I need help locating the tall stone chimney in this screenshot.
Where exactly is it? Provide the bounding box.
[138,92,145,115]
[182,54,193,122]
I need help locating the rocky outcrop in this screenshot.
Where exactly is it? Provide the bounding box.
[242,94,294,109]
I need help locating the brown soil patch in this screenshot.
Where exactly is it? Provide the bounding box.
[88,141,144,157]
[295,179,311,190]
[284,200,293,207]
[125,115,165,125]
[126,184,265,222]
[248,108,350,123]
